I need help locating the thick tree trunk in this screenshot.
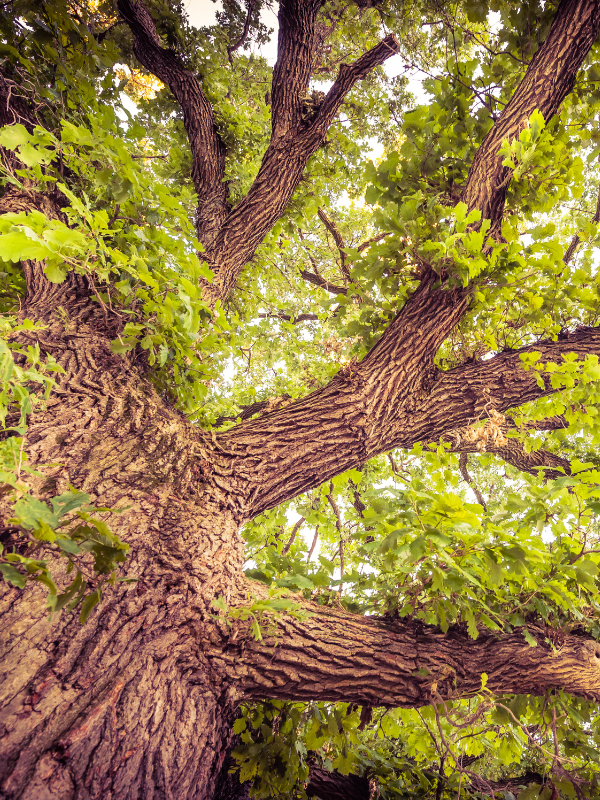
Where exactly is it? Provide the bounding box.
[1,578,237,799]
[4,2,600,795]
[0,272,247,799]
[3,271,600,799]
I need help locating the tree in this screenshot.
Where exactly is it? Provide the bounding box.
[2,0,600,797]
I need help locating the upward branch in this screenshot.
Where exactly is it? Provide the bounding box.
[460,0,600,232]
[120,0,400,307]
[203,28,400,306]
[117,0,230,247]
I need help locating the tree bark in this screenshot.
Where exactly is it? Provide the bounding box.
[0,263,249,798]
[222,599,600,707]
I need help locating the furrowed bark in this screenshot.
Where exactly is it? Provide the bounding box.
[221,318,598,519]
[222,275,468,518]
[270,0,325,140]
[222,601,600,706]
[0,251,250,799]
[117,0,230,247]
[449,415,571,479]
[421,326,600,442]
[460,0,600,231]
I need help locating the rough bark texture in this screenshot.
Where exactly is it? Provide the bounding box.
[118,0,399,306]
[3,1,600,799]
[223,602,600,707]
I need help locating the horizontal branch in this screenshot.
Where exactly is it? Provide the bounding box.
[258,310,320,322]
[412,326,600,449]
[306,768,370,800]
[223,597,600,707]
[299,269,347,295]
[117,0,230,247]
[448,414,571,480]
[307,765,547,800]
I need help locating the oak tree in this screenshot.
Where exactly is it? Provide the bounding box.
[2,0,600,798]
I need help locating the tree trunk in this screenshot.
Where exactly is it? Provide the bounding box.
[4,1,600,793]
[0,270,247,799]
[1,578,237,799]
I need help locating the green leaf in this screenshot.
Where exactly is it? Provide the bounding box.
[0,562,26,588]
[80,588,102,624]
[0,124,31,150]
[52,570,83,613]
[233,718,247,734]
[43,262,68,284]
[522,629,537,648]
[517,784,542,800]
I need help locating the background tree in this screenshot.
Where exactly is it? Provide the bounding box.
[2,0,600,798]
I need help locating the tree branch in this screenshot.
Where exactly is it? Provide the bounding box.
[460,0,600,233]
[451,415,570,481]
[418,326,600,449]
[258,311,320,322]
[306,768,370,800]
[563,160,600,264]
[458,452,487,510]
[282,517,305,556]
[223,274,469,517]
[299,269,347,295]
[203,31,400,305]
[224,601,600,706]
[117,0,230,247]
[227,0,256,65]
[218,0,600,515]
[318,207,351,284]
[270,0,325,141]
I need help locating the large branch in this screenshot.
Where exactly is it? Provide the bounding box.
[117,0,230,247]
[202,32,400,306]
[447,414,571,479]
[220,0,600,517]
[222,275,468,518]
[411,326,600,447]
[460,0,600,232]
[270,0,325,141]
[222,601,600,706]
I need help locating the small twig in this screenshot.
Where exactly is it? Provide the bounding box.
[282,517,305,556]
[307,526,319,562]
[227,0,256,65]
[458,452,487,511]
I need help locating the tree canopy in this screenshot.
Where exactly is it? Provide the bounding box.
[3,0,600,798]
